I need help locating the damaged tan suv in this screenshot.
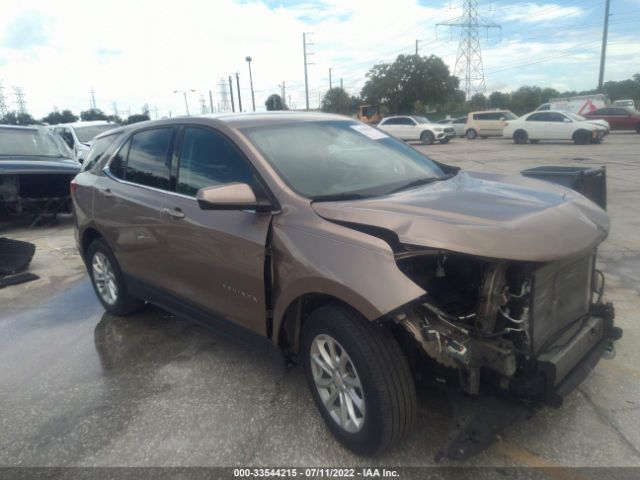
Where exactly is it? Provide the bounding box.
[72,113,621,458]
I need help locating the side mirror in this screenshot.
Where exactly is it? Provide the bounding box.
[196,183,272,212]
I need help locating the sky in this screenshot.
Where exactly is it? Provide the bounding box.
[0,0,639,118]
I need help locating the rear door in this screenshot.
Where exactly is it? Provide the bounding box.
[93,126,176,289]
[157,126,272,336]
[524,112,548,138]
[394,117,418,140]
[378,118,401,137]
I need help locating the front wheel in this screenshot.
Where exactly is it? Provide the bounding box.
[420,131,435,145]
[302,305,416,455]
[465,129,477,140]
[87,239,144,316]
[513,130,528,144]
[573,130,591,145]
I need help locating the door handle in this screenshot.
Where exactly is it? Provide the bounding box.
[100,188,113,198]
[162,207,185,219]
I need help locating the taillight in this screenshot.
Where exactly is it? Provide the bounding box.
[70,178,77,194]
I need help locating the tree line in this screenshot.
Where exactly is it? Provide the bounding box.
[316,53,639,117]
[0,108,150,126]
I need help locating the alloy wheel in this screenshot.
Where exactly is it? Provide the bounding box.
[310,334,365,433]
[92,252,118,305]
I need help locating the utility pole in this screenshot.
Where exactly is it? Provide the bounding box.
[415,39,419,56]
[199,95,207,114]
[329,68,332,89]
[112,101,118,117]
[598,0,611,89]
[340,78,343,90]
[228,76,235,112]
[209,90,215,113]
[13,86,27,115]
[437,1,501,98]
[235,72,242,112]
[90,89,97,109]
[245,56,256,112]
[0,81,8,117]
[303,32,314,110]
[173,89,194,115]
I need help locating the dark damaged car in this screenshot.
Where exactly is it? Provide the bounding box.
[0,125,80,216]
[71,113,622,458]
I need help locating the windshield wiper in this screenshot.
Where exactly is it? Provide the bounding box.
[387,173,455,194]
[311,192,371,202]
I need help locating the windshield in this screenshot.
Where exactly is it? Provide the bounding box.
[412,116,431,124]
[0,128,72,158]
[73,124,117,143]
[502,111,518,120]
[242,120,446,199]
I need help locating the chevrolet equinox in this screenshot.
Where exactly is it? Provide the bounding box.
[72,113,621,457]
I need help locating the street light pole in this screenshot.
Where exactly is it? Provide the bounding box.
[245,56,256,112]
[173,89,195,115]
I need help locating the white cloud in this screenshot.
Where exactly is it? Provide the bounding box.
[497,3,584,23]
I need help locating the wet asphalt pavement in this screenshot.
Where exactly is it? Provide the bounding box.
[1,134,640,475]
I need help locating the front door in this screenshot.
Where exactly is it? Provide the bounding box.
[157,126,272,336]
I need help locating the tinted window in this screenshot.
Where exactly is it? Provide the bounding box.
[82,133,121,172]
[125,128,174,190]
[398,117,415,125]
[381,118,400,125]
[177,127,254,196]
[547,112,568,122]
[610,108,628,115]
[109,140,129,179]
[526,113,548,121]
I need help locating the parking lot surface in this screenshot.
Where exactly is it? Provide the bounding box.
[1,133,639,471]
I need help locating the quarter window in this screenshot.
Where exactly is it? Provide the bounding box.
[82,133,122,172]
[177,127,254,196]
[109,140,129,179]
[125,128,174,190]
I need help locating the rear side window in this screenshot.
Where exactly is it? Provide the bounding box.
[125,128,174,190]
[82,133,121,172]
[176,127,254,196]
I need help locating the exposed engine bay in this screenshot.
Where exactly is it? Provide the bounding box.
[390,246,620,405]
[0,173,75,215]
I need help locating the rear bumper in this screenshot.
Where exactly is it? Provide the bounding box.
[509,303,621,406]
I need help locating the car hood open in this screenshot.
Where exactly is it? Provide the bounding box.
[311,171,609,262]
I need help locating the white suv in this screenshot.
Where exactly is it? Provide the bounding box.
[378,116,455,144]
[51,121,118,163]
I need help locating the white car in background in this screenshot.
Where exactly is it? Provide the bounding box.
[51,121,118,163]
[377,116,455,144]
[437,116,466,137]
[503,110,608,145]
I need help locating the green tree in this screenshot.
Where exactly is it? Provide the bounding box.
[1,111,37,125]
[509,86,544,115]
[265,94,287,111]
[125,114,150,124]
[80,108,109,121]
[321,88,353,115]
[361,54,458,114]
[41,109,78,125]
[540,88,560,103]
[467,93,487,111]
[488,91,510,109]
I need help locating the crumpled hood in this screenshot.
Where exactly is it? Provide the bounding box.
[311,171,609,262]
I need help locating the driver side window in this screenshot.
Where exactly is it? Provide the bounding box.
[176,127,255,197]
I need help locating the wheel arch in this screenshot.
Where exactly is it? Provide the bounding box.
[80,226,104,261]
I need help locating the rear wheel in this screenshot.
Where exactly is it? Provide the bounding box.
[513,130,528,144]
[302,305,416,455]
[573,130,591,145]
[420,131,435,145]
[465,129,477,140]
[87,239,144,316]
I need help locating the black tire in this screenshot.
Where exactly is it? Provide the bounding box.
[439,137,450,144]
[465,129,477,140]
[87,238,144,316]
[529,139,540,144]
[573,130,591,145]
[302,305,416,455]
[420,131,435,145]
[513,130,528,144]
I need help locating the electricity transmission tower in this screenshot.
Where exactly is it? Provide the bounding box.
[218,78,230,112]
[0,81,8,116]
[437,0,500,98]
[13,86,27,114]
